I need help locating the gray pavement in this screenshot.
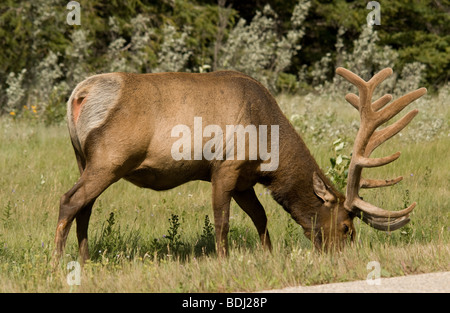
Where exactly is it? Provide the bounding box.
[260,271,450,293]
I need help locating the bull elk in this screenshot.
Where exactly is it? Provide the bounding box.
[53,67,426,264]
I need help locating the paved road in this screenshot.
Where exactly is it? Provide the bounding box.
[260,271,450,293]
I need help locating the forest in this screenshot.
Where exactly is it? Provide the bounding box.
[0,0,448,124]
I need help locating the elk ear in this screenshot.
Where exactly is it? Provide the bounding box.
[312,172,336,204]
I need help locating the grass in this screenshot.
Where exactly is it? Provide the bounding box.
[0,92,448,292]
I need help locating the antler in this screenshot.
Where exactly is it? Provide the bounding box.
[336,67,426,231]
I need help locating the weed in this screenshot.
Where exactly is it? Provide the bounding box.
[195,215,216,256]
[103,211,116,239]
[423,166,432,186]
[402,189,410,209]
[166,213,183,251]
[91,211,141,262]
[1,201,13,227]
[200,215,215,242]
[325,138,351,192]
[284,219,302,248]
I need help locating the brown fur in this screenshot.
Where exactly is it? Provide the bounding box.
[53,71,355,264]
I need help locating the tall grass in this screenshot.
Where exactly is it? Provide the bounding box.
[0,92,448,292]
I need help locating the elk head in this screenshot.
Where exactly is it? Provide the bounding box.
[308,171,355,250]
[310,67,426,250]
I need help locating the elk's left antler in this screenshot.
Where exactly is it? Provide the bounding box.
[336,67,426,231]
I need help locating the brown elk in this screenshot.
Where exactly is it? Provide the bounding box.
[53,67,426,264]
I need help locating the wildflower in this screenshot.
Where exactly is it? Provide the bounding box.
[9,111,16,116]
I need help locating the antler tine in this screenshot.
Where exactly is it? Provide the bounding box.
[337,67,394,113]
[336,67,367,90]
[367,68,393,92]
[345,93,360,110]
[377,88,427,126]
[357,210,412,231]
[360,176,403,189]
[335,67,426,231]
[354,199,415,230]
[336,67,367,110]
[353,198,416,218]
[372,94,393,112]
[365,109,419,156]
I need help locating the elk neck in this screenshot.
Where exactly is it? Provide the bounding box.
[261,125,340,231]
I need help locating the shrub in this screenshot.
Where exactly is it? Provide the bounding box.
[325,138,351,193]
[219,1,310,92]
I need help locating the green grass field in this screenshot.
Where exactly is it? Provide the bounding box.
[0,92,448,292]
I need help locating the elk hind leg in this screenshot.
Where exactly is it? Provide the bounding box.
[76,200,94,264]
[74,150,93,264]
[53,169,117,265]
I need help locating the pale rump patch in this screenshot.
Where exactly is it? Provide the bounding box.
[68,74,122,149]
[72,96,87,124]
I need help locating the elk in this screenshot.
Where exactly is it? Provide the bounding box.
[53,67,426,264]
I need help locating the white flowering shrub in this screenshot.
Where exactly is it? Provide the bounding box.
[32,51,71,124]
[219,1,311,92]
[331,25,398,96]
[402,83,449,142]
[153,24,192,73]
[394,62,427,97]
[299,24,428,106]
[309,53,332,89]
[106,15,153,73]
[129,14,153,73]
[5,69,27,114]
[219,5,277,85]
[105,16,129,73]
[65,29,92,85]
[33,51,67,102]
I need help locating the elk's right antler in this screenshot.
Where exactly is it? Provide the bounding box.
[336,67,426,231]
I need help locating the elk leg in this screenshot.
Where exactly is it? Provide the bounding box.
[232,188,272,251]
[74,150,92,264]
[212,186,231,257]
[211,170,239,257]
[76,200,94,264]
[53,169,117,265]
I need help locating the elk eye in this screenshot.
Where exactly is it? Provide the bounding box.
[342,224,349,234]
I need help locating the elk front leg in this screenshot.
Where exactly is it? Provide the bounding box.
[232,188,272,251]
[211,169,239,257]
[212,186,231,257]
